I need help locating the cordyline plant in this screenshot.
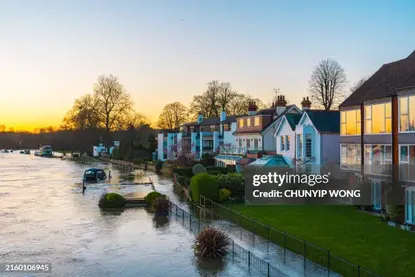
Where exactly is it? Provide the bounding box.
[194,227,230,259]
[152,195,170,215]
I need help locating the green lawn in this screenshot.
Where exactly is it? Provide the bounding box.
[224,204,414,277]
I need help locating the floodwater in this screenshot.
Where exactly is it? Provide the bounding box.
[0,152,256,277]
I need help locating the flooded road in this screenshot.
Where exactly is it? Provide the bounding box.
[0,152,254,277]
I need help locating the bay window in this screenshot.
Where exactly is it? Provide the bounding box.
[341,109,361,135]
[365,102,391,134]
[340,144,361,168]
[399,95,415,132]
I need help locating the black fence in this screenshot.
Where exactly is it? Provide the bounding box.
[169,201,289,277]
[199,195,382,277]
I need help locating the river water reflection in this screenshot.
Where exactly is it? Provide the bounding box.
[0,153,254,277]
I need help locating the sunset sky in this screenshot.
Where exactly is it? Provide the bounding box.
[1,0,414,131]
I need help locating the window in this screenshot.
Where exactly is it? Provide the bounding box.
[286,135,290,151]
[254,139,259,149]
[238,139,242,147]
[254,117,260,126]
[297,134,302,158]
[281,136,285,151]
[405,189,415,224]
[305,134,312,158]
[340,144,361,168]
[371,180,382,210]
[239,119,244,128]
[210,125,216,132]
[399,95,415,132]
[223,124,230,131]
[365,102,392,134]
[341,109,361,135]
[246,139,251,149]
[247,118,251,127]
[401,145,409,163]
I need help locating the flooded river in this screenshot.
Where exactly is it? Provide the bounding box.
[0,152,254,277]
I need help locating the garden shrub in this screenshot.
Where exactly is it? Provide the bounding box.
[173,167,193,177]
[190,173,219,203]
[98,192,126,208]
[192,163,207,175]
[152,195,170,215]
[194,227,230,259]
[216,173,244,198]
[144,191,162,205]
[218,188,231,203]
[155,160,163,173]
[206,166,231,174]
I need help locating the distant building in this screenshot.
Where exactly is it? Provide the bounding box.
[93,143,107,157]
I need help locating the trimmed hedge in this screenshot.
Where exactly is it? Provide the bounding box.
[216,173,244,198]
[192,163,207,175]
[98,192,126,208]
[144,191,162,205]
[173,166,233,178]
[190,173,219,203]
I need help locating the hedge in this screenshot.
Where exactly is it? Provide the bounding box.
[190,173,219,203]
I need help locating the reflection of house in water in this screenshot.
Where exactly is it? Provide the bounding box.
[339,50,415,224]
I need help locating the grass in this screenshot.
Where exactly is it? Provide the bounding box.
[218,204,414,277]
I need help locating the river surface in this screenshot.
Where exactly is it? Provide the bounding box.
[0,152,255,277]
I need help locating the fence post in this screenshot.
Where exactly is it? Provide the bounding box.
[253,220,256,246]
[357,265,361,277]
[182,209,185,223]
[267,263,270,277]
[284,232,287,263]
[248,251,251,271]
[232,240,235,259]
[304,241,307,272]
[190,214,192,231]
[327,250,330,276]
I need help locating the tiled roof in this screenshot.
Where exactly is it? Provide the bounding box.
[305,110,340,133]
[180,114,241,127]
[340,50,415,107]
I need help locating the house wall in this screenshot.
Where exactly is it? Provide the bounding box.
[157,133,165,161]
[263,122,278,151]
[321,133,340,164]
[296,114,320,165]
[237,115,273,133]
[275,119,295,164]
[222,122,237,146]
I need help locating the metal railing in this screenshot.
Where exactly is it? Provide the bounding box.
[169,201,289,276]
[199,195,383,277]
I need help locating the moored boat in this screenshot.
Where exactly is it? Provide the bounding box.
[40,145,53,157]
[83,168,107,183]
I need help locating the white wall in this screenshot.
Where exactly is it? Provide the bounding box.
[235,134,262,150]
[157,133,164,161]
[275,119,295,163]
[223,122,237,146]
[321,133,340,164]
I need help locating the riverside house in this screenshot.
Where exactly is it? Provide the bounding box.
[215,95,302,170]
[157,111,240,161]
[274,97,340,166]
[339,50,415,222]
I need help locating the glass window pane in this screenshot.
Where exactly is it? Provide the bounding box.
[357,122,361,134]
[365,119,372,134]
[372,104,385,133]
[385,145,392,160]
[347,110,356,134]
[341,145,347,164]
[341,111,346,123]
[409,96,415,131]
[356,145,361,164]
[365,145,372,164]
[341,123,346,135]
[400,97,408,115]
[410,146,415,165]
[372,145,382,165]
[365,106,371,119]
[356,109,361,123]
[385,118,392,133]
[385,103,391,118]
[401,115,409,132]
[401,146,409,163]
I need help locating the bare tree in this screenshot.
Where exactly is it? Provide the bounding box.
[217,82,238,113]
[157,102,188,129]
[309,59,347,110]
[93,74,133,132]
[190,80,222,118]
[348,77,367,97]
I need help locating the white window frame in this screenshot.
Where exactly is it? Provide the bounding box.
[364,102,392,135]
[341,109,361,136]
[399,95,415,133]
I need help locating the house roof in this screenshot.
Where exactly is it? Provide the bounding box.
[285,114,302,130]
[340,50,415,107]
[303,110,340,133]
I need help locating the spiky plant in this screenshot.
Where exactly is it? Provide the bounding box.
[152,196,170,215]
[194,227,230,259]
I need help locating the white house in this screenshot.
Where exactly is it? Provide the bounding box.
[93,143,107,157]
[274,98,340,166]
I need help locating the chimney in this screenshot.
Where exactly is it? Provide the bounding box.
[275,95,287,115]
[301,97,312,111]
[247,101,258,116]
[220,110,226,122]
[197,112,204,123]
